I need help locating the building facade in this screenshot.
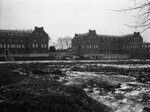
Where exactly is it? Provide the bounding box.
[0,27,50,60]
[123,43,150,59]
[72,30,144,59]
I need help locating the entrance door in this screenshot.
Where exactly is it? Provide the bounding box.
[5,49,9,56]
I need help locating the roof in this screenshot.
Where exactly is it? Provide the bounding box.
[97,34,134,38]
[0,29,33,33]
[74,32,134,39]
[0,27,50,39]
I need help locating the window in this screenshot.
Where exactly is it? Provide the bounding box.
[32,44,35,48]
[44,44,47,48]
[142,45,145,48]
[7,44,10,48]
[0,44,2,48]
[93,45,95,48]
[11,44,14,48]
[3,44,6,48]
[41,44,43,48]
[145,45,147,48]
[96,45,98,48]
[36,44,38,48]
[22,33,25,36]
[87,45,89,48]
[90,45,91,48]
[22,44,25,48]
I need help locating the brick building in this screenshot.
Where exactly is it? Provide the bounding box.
[123,43,150,59]
[72,30,144,59]
[0,27,50,60]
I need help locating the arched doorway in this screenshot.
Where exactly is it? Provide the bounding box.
[4,49,14,61]
[4,49,9,56]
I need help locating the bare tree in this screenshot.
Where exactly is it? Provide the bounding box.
[115,0,150,32]
[57,37,65,50]
[63,36,72,49]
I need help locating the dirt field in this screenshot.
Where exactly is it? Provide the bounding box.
[0,60,150,112]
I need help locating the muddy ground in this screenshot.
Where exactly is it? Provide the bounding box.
[0,61,150,112]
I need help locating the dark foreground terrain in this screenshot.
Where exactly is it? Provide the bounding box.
[0,60,150,112]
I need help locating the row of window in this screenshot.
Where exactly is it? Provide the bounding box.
[32,44,47,48]
[124,44,150,49]
[142,44,150,48]
[75,36,139,41]
[0,44,47,48]
[87,45,98,49]
[75,38,119,41]
[0,44,25,48]
[0,32,30,36]
[0,39,25,43]
[0,39,47,43]
[123,45,139,49]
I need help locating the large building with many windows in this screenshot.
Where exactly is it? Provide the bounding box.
[71,30,149,59]
[0,27,50,60]
[123,43,150,59]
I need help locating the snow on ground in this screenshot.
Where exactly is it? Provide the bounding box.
[0,60,150,111]
[63,69,150,112]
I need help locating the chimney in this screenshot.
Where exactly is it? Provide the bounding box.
[93,30,96,33]
[134,32,140,35]
[75,34,78,37]
[35,26,38,30]
[89,29,96,34]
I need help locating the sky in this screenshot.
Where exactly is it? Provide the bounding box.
[0,0,150,45]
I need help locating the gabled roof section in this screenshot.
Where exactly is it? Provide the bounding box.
[73,30,97,39]
[0,29,33,33]
[31,26,49,38]
[73,30,141,39]
[0,29,33,38]
[97,34,134,38]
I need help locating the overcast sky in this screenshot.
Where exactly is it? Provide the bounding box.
[0,0,150,45]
